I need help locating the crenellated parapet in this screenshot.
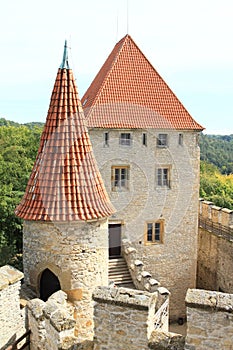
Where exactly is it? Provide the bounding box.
[199,199,233,228]
[122,239,167,294]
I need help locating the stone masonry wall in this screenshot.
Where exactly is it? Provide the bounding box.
[185,289,233,350]
[122,238,167,296]
[0,265,25,349]
[92,286,169,350]
[23,218,109,341]
[27,290,93,350]
[197,200,233,292]
[27,288,185,350]
[89,128,200,320]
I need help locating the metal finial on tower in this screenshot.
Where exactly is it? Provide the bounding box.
[127,0,129,34]
[60,40,70,69]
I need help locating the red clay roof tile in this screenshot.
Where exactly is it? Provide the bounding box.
[15,50,115,222]
[82,35,204,131]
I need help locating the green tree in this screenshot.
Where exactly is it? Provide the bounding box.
[0,124,42,269]
[200,161,233,210]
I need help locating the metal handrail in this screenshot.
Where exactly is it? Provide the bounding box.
[6,330,31,350]
[199,215,233,241]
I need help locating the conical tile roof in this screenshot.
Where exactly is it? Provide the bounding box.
[82,35,204,131]
[15,43,115,221]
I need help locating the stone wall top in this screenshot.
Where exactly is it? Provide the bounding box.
[27,290,76,332]
[148,330,185,350]
[0,265,24,291]
[93,286,167,311]
[199,199,233,226]
[186,288,233,313]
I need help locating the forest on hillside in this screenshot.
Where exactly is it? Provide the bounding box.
[200,133,233,174]
[199,133,233,208]
[0,117,233,268]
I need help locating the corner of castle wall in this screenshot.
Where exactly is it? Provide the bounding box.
[0,265,25,349]
[185,289,233,349]
[92,286,170,349]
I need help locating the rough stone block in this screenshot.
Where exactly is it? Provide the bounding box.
[66,289,83,302]
[148,330,185,350]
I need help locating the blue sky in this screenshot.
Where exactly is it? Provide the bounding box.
[0,0,233,134]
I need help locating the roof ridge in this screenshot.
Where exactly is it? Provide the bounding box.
[81,35,204,131]
[120,36,201,126]
[82,35,128,116]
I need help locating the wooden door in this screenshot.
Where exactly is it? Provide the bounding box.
[109,224,121,258]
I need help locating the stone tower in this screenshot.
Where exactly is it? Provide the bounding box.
[15,41,115,340]
[82,34,204,320]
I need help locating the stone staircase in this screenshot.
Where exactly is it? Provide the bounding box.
[108,257,134,287]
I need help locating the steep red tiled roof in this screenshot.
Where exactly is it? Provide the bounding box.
[15,48,115,221]
[82,35,204,131]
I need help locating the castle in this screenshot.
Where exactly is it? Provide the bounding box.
[1,36,233,350]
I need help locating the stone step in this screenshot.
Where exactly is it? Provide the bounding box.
[108,257,134,287]
[108,258,125,264]
[109,276,133,283]
[109,271,131,277]
[108,262,125,268]
[109,261,127,265]
[113,280,134,285]
[108,268,130,276]
[109,266,130,272]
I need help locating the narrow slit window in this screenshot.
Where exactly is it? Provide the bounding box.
[178,133,183,146]
[142,133,147,146]
[104,132,109,146]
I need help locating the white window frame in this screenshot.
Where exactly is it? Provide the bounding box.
[157,167,171,188]
[157,134,168,147]
[120,133,132,146]
[111,166,129,191]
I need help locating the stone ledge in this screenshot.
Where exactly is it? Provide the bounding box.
[28,291,76,331]
[148,330,185,350]
[186,289,233,313]
[93,286,157,310]
[222,208,233,214]
[0,265,24,291]
[27,298,45,320]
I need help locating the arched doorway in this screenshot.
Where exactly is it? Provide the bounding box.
[40,268,61,301]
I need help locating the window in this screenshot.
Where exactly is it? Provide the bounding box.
[157,134,168,147]
[178,133,183,146]
[120,133,131,146]
[145,221,164,244]
[104,132,109,146]
[142,133,147,146]
[157,168,170,187]
[111,166,129,190]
